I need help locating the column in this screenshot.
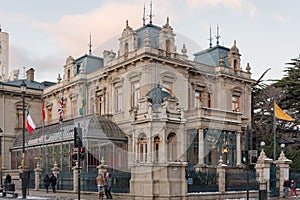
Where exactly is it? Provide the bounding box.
[217,156,226,193]
[198,129,205,166]
[255,147,273,194]
[72,162,79,193]
[273,148,292,198]
[34,162,43,190]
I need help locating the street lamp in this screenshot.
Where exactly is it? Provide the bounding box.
[20,80,27,199]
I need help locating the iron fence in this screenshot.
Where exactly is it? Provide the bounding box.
[186,167,218,193]
[225,170,259,191]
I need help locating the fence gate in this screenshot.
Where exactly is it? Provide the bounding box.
[269,163,280,197]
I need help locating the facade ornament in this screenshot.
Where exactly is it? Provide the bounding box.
[144,32,151,46]
[57,73,62,83]
[246,62,251,72]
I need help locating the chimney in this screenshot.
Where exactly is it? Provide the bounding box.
[26,68,35,81]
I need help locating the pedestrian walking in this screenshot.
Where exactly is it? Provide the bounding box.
[50,173,57,193]
[43,174,51,193]
[283,178,290,198]
[290,179,298,199]
[105,173,113,199]
[96,173,104,200]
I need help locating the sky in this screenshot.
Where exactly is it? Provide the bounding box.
[1,0,300,83]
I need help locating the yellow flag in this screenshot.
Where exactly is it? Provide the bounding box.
[274,102,294,121]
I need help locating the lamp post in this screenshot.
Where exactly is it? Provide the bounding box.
[20,80,27,199]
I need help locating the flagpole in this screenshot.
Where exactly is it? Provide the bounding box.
[60,88,64,175]
[273,101,277,161]
[41,98,45,169]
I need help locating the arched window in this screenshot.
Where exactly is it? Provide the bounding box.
[154,136,160,162]
[138,133,147,162]
[124,42,129,57]
[167,133,177,161]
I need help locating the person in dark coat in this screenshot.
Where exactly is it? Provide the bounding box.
[50,173,57,193]
[43,174,51,193]
[4,174,11,185]
[283,178,290,198]
[104,173,113,199]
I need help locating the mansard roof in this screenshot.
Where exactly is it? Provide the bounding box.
[135,24,161,49]
[75,54,104,74]
[193,45,230,67]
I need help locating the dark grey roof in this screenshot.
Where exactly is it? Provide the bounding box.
[75,54,104,74]
[146,85,171,108]
[193,45,230,67]
[136,24,161,49]
[1,79,54,90]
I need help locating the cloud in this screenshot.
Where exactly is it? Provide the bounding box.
[39,2,146,58]
[273,14,290,23]
[186,0,257,17]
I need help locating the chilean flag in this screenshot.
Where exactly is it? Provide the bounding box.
[26,108,36,135]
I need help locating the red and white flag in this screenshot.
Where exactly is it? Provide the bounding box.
[42,99,45,122]
[26,107,36,135]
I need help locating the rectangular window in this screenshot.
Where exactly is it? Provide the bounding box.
[207,93,212,108]
[71,99,77,118]
[162,81,173,95]
[131,81,140,107]
[97,96,104,116]
[16,111,23,129]
[195,91,204,108]
[47,108,52,124]
[90,98,94,114]
[232,96,240,112]
[116,87,123,112]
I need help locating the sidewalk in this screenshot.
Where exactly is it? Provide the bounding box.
[2,189,98,200]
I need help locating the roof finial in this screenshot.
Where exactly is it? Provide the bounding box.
[88,32,92,55]
[208,25,212,48]
[149,0,154,25]
[126,20,129,27]
[216,24,221,46]
[0,25,2,32]
[143,3,146,26]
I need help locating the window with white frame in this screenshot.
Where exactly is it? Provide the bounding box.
[232,96,240,112]
[131,81,140,107]
[115,86,123,112]
[138,133,147,162]
[162,81,173,95]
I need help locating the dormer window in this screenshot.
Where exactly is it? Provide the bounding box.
[67,69,71,80]
[234,59,238,71]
